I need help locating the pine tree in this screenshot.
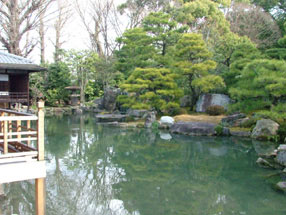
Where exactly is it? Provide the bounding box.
[115,28,156,77]
[117,67,183,114]
[174,33,225,109]
[229,59,286,113]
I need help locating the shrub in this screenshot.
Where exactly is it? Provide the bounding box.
[240,117,258,128]
[215,124,224,136]
[277,123,286,143]
[206,105,225,116]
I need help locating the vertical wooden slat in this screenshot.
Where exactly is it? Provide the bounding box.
[37,101,45,161]
[3,120,8,154]
[27,120,31,146]
[17,120,21,143]
[8,113,12,139]
[35,178,45,215]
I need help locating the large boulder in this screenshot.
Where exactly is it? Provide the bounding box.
[102,88,121,112]
[221,113,246,127]
[251,119,279,140]
[160,116,175,127]
[196,94,231,112]
[170,122,216,136]
[127,109,149,119]
[145,111,156,128]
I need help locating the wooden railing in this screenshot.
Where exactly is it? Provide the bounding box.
[0,92,29,103]
[0,101,44,162]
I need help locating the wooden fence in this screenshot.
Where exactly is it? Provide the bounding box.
[0,101,45,162]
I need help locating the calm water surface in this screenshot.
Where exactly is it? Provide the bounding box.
[0,115,285,215]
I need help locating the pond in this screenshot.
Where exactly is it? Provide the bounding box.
[0,115,285,215]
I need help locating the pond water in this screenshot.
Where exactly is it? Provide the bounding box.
[0,115,285,215]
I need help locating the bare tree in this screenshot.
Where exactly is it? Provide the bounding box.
[226,3,282,49]
[54,0,71,62]
[0,0,55,57]
[75,0,123,58]
[39,7,47,64]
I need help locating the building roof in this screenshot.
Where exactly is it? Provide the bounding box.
[0,51,45,72]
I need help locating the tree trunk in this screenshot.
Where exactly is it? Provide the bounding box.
[39,9,46,64]
[0,184,4,197]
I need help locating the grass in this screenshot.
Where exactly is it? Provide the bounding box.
[174,114,225,124]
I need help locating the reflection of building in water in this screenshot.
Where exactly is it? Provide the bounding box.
[0,53,46,215]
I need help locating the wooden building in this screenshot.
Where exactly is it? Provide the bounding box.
[0,51,45,108]
[0,52,46,215]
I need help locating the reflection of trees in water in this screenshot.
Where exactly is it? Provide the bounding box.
[1,115,285,215]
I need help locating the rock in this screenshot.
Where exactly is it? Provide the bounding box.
[277,150,286,167]
[275,182,286,192]
[94,98,103,108]
[256,157,275,169]
[222,127,230,136]
[196,94,231,112]
[251,119,279,140]
[180,95,191,108]
[102,87,121,112]
[170,122,216,136]
[221,113,246,126]
[160,132,172,141]
[159,116,175,127]
[145,111,156,128]
[95,114,126,123]
[278,145,286,151]
[0,184,4,197]
[230,130,251,137]
[127,109,149,118]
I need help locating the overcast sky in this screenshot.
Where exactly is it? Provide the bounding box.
[29,0,127,63]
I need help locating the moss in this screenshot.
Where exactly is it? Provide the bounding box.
[230,127,251,132]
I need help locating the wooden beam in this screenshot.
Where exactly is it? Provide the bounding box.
[3,121,7,154]
[0,116,38,121]
[35,178,45,215]
[0,160,46,184]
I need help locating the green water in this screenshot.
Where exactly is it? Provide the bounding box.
[0,115,285,215]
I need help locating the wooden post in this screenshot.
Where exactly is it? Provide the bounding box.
[35,178,45,215]
[37,101,45,161]
[0,183,4,196]
[3,120,8,154]
[17,120,21,143]
[8,113,12,139]
[27,120,31,146]
[36,100,45,215]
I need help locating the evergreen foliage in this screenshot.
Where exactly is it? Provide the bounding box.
[45,62,71,106]
[174,33,225,108]
[229,59,286,113]
[118,67,183,114]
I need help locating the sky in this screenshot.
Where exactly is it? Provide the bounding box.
[31,0,127,63]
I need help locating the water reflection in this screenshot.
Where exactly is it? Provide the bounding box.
[0,114,285,215]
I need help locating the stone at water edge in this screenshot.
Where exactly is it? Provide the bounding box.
[276,145,286,167]
[127,109,149,118]
[251,119,279,140]
[170,122,216,136]
[275,182,286,192]
[221,113,246,126]
[160,116,175,126]
[102,87,121,112]
[144,112,156,128]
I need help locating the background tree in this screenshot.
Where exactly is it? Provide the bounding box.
[45,62,71,106]
[251,0,286,34]
[0,0,55,56]
[174,33,225,109]
[118,0,172,29]
[226,2,281,49]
